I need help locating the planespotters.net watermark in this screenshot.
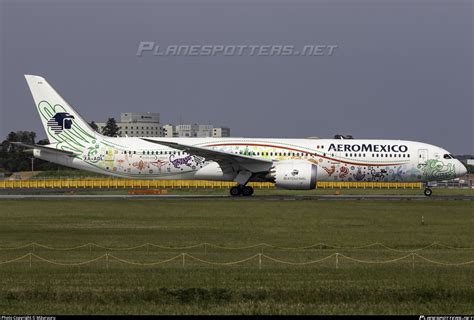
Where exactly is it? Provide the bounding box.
[136,42,338,57]
[419,316,474,320]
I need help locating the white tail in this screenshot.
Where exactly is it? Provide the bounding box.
[24,75,102,153]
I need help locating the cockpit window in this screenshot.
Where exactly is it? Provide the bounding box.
[443,154,454,159]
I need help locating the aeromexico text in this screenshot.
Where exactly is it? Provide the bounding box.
[328,144,408,153]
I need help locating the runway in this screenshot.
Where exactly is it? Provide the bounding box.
[0,194,473,201]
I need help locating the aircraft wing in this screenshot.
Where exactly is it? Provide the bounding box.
[10,142,77,156]
[141,139,273,181]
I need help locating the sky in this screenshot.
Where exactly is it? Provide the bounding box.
[0,0,472,154]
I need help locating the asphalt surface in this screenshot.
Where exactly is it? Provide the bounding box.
[0,194,473,201]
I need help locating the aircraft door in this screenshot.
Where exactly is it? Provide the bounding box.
[418,149,428,165]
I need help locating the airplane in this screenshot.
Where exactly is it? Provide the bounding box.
[14,75,467,197]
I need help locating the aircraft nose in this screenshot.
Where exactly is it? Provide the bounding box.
[456,161,467,177]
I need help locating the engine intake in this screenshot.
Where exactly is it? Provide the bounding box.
[269,160,317,190]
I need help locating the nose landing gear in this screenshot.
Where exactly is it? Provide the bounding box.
[423,182,432,196]
[230,185,254,197]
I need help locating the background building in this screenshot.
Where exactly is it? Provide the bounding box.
[213,127,231,138]
[162,124,177,137]
[165,124,230,137]
[97,112,230,138]
[197,124,214,137]
[120,112,160,123]
[96,112,163,137]
[175,124,199,137]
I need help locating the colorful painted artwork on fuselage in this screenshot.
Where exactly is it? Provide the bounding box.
[418,159,455,181]
[68,138,455,183]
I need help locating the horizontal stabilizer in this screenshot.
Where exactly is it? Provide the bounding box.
[10,142,77,156]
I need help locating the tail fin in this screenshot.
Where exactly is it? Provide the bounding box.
[24,75,101,153]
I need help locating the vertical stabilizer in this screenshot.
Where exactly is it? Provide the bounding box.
[24,75,101,153]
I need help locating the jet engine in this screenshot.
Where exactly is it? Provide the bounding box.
[268,160,317,190]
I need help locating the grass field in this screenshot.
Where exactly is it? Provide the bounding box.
[0,199,472,314]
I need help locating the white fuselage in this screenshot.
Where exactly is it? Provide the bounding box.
[35,137,465,183]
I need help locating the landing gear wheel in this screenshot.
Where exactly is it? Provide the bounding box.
[424,188,432,197]
[242,186,254,197]
[230,186,242,197]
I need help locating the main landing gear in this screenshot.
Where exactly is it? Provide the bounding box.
[423,182,432,197]
[230,185,254,197]
[424,188,432,197]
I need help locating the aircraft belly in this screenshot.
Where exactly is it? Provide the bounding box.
[194,162,234,181]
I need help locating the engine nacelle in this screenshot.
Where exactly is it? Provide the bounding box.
[270,160,317,190]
